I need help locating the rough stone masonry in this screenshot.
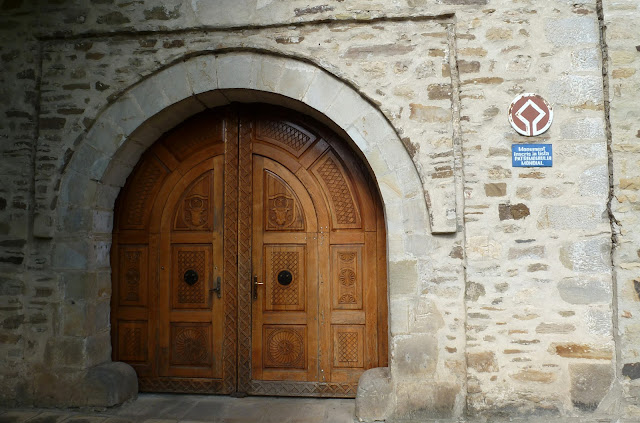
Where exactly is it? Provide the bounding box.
[0,0,639,421]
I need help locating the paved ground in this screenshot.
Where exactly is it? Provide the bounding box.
[0,394,357,423]
[2,395,636,423]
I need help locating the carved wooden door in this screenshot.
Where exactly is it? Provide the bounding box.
[111,111,235,394]
[242,110,388,397]
[250,155,321,384]
[157,156,225,380]
[111,106,387,397]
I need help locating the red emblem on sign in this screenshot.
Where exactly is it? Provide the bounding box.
[508,93,553,137]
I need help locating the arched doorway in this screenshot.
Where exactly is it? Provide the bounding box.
[111,104,388,397]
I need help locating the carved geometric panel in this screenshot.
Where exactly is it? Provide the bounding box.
[173,171,213,231]
[332,246,363,310]
[139,377,224,394]
[172,245,210,309]
[264,170,305,231]
[263,325,306,369]
[118,245,148,306]
[249,380,358,398]
[120,156,168,229]
[162,113,223,161]
[117,320,148,362]
[170,323,212,367]
[256,119,316,157]
[332,325,364,369]
[265,245,305,311]
[312,152,361,229]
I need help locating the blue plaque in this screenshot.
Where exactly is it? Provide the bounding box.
[512,144,552,167]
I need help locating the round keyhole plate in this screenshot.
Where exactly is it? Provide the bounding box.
[277,270,293,286]
[184,269,199,286]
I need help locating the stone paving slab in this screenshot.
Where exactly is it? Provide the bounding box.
[0,394,357,423]
[3,395,639,423]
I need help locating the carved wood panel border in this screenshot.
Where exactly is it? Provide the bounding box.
[139,377,224,394]
[237,115,253,393]
[249,381,358,398]
[223,111,239,394]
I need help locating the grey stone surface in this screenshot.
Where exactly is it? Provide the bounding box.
[557,277,612,305]
[83,362,138,407]
[545,17,600,47]
[559,238,611,273]
[393,334,438,378]
[355,367,392,422]
[570,363,613,411]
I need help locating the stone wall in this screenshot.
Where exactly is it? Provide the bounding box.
[606,0,640,417]
[0,0,38,405]
[0,0,635,420]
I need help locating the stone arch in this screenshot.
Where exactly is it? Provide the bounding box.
[52,51,432,410]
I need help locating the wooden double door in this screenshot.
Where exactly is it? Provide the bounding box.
[111,105,387,397]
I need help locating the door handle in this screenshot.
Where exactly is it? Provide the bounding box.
[209,275,222,299]
[253,275,264,300]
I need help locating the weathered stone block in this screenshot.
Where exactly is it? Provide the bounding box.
[409,103,451,123]
[394,381,459,420]
[508,245,544,260]
[571,48,601,71]
[586,308,612,336]
[468,237,502,260]
[499,203,530,220]
[550,343,613,360]
[486,28,512,40]
[61,208,92,233]
[58,172,98,208]
[326,86,370,129]
[560,117,606,140]
[101,93,147,139]
[392,334,438,378]
[92,210,113,234]
[558,277,611,304]
[535,323,575,334]
[465,281,486,302]
[622,362,640,380]
[510,369,556,384]
[129,77,174,121]
[85,331,112,367]
[579,165,609,198]
[91,240,111,269]
[274,62,318,101]
[537,205,606,230]
[355,367,392,422]
[217,53,260,90]
[62,301,95,337]
[389,298,410,335]
[559,238,611,273]
[184,55,218,96]
[53,241,89,270]
[389,260,417,296]
[409,297,444,334]
[549,75,603,108]
[34,362,137,407]
[485,183,506,197]
[63,271,97,301]
[467,351,498,373]
[302,70,344,114]
[545,17,599,47]
[570,363,613,411]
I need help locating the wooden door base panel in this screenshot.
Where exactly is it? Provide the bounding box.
[139,377,226,394]
[249,380,358,398]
